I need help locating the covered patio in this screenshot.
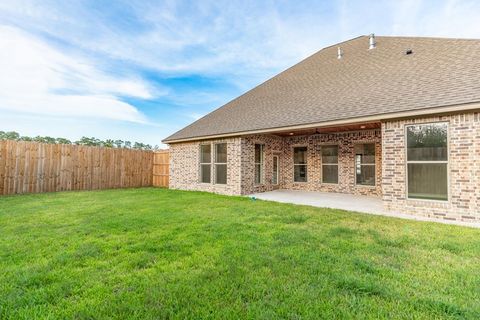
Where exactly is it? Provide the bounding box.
[251,189,385,214]
[242,122,383,196]
[250,189,480,228]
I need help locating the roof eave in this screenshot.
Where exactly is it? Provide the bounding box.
[162,101,480,144]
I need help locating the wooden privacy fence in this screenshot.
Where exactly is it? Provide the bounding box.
[0,140,158,195]
[152,150,169,188]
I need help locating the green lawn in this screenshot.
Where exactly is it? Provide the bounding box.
[0,188,479,319]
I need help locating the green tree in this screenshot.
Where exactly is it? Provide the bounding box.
[56,138,72,145]
[0,131,20,140]
[114,140,124,148]
[76,137,101,146]
[133,142,143,150]
[0,131,156,150]
[104,139,115,148]
[43,136,57,144]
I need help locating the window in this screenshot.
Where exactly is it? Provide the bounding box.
[355,144,376,186]
[322,145,338,184]
[272,155,279,185]
[293,147,307,182]
[199,144,211,183]
[406,123,448,201]
[215,143,227,184]
[254,144,264,184]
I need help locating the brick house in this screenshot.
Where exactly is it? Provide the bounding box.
[163,35,480,222]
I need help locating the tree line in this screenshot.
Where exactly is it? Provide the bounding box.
[0,131,161,151]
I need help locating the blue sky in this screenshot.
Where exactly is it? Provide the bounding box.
[1,0,480,146]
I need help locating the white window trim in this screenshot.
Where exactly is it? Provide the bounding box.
[254,144,265,185]
[321,145,339,185]
[199,143,212,184]
[293,146,308,183]
[404,122,450,202]
[214,143,227,185]
[354,143,377,187]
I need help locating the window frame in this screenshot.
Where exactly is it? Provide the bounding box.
[254,144,265,185]
[214,142,227,185]
[199,143,212,184]
[404,122,449,202]
[293,146,308,183]
[354,143,377,187]
[321,144,339,184]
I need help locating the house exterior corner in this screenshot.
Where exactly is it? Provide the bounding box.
[382,111,480,222]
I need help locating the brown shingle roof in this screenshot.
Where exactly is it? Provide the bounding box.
[164,35,480,143]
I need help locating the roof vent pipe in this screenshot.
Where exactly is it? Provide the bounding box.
[369,33,376,49]
[337,47,343,59]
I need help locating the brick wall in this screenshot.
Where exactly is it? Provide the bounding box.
[281,130,382,196]
[169,137,242,195]
[241,134,284,195]
[170,130,382,197]
[382,112,480,222]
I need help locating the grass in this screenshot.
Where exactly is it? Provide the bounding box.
[0,188,479,319]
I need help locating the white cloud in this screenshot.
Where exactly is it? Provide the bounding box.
[390,0,425,35]
[3,1,480,81]
[338,0,480,40]
[0,25,154,123]
[418,0,480,38]
[2,0,480,144]
[0,1,337,80]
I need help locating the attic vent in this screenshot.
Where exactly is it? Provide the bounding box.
[406,49,413,55]
[337,47,343,59]
[369,33,376,49]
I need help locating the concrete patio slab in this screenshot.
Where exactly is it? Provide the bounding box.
[250,189,480,228]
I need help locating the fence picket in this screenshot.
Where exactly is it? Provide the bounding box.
[0,141,163,195]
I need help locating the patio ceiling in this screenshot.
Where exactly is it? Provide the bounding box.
[271,121,381,137]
